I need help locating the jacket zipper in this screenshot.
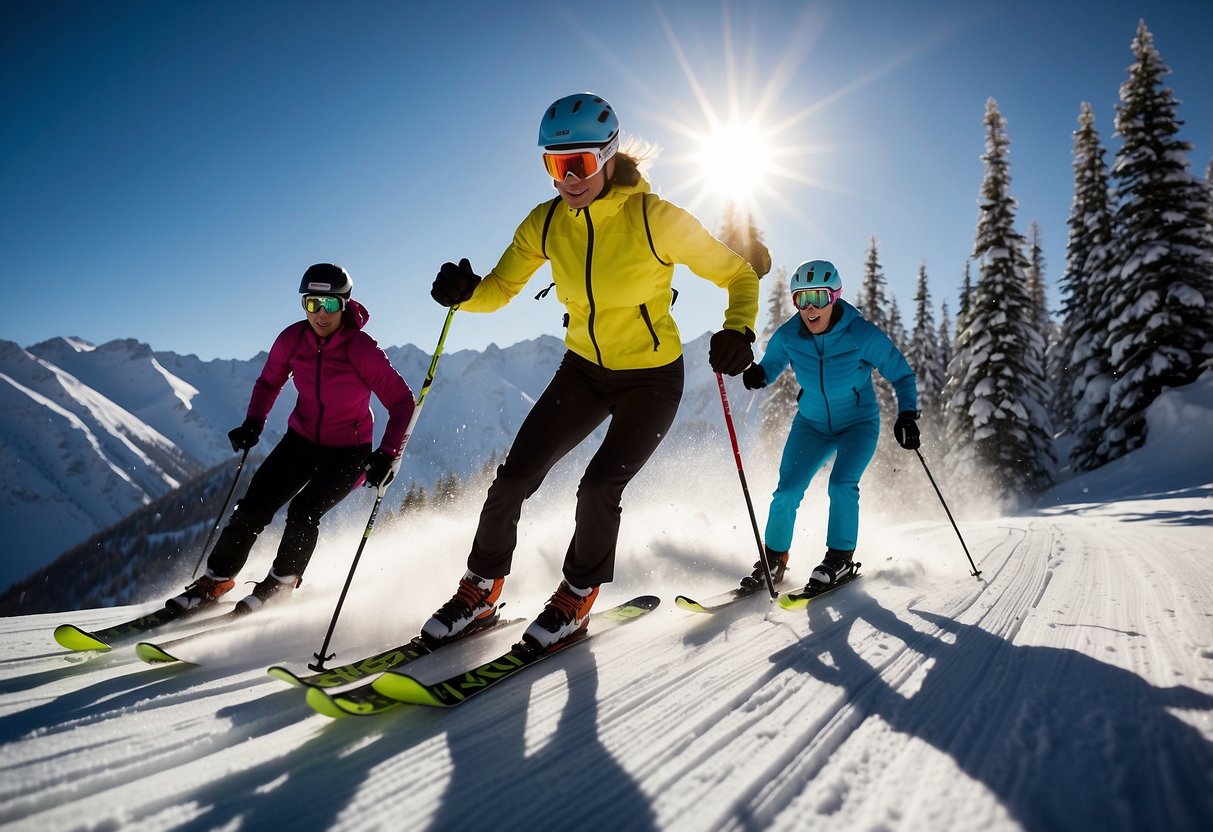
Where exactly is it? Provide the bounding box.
[638,303,660,351]
[582,209,604,366]
[314,338,325,443]
[814,335,833,432]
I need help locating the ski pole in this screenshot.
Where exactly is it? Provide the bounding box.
[914,448,982,580]
[191,447,250,577]
[716,372,777,599]
[309,305,458,670]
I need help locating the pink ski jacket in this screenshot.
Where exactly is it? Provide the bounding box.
[245,299,414,456]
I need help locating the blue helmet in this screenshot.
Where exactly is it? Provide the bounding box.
[789,260,842,293]
[538,93,619,149]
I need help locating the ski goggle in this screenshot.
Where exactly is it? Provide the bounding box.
[792,287,842,310]
[542,135,619,180]
[302,295,345,314]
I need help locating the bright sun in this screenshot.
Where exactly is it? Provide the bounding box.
[695,122,773,206]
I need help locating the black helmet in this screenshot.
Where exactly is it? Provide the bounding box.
[299,263,352,297]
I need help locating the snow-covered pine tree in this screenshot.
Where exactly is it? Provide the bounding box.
[718,201,773,279]
[856,237,893,333]
[1206,158,1213,228]
[1026,222,1050,330]
[1101,21,1213,461]
[956,261,974,334]
[853,237,908,494]
[938,300,953,375]
[1026,222,1064,443]
[944,98,1056,503]
[398,481,428,516]
[888,295,908,351]
[1060,102,1118,471]
[906,262,946,419]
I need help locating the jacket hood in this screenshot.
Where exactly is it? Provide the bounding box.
[346,298,370,330]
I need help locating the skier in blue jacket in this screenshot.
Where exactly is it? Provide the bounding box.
[741,259,919,592]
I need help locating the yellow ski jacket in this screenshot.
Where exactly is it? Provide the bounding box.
[460,176,760,370]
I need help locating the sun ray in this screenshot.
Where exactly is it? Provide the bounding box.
[562,2,953,245]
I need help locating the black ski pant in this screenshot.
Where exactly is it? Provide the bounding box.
[206,429,369,581]
[467,351,684,588]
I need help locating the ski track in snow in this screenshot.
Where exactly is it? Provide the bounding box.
[1,497,1212,831]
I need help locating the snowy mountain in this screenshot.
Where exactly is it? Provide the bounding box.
[0,372,1210,831]
[0,331,753,595]
[0,339,205,589]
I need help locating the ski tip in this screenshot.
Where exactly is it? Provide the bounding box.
[54,624,110,652]
[674,596,709,614]
[372,671,444,706]
[135,642,183,664]
[777,593,810,611]
[266,666,303,687]
[622,595,661,612]
[305,687,350,719]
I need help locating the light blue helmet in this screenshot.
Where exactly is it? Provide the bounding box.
[790,260,842,293]
[538,93,619,149]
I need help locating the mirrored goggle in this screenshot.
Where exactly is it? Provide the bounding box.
[302,295,345,314]
[542,136,619,180]
[793,287,842,309]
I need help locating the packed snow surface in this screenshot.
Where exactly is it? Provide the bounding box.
[2,377,1211,830]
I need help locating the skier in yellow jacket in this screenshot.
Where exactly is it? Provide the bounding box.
[422,92,760,649]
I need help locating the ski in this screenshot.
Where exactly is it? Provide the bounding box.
[306,595,659,718]
[53,603,234,652]
[674,583,770,613]
[134,606,279,664]
[776,567,862,610]
[305,676,411,718]
[370,595,661,711]
[266,614,524,690]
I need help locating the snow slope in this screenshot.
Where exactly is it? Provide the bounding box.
[1,379,1211,831]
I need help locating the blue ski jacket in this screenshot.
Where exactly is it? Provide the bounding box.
[756,299,917,432]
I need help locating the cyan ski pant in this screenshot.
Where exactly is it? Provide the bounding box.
[467,351,683,588]
[764,413,879,555]
[206,429,369,580]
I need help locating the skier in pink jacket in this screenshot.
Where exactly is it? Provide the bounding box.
[165,264,415,615]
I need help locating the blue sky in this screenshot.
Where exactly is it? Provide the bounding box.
[3,0,1210,360]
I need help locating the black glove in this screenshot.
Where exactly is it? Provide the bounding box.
[708,328,754,376]
[362,449,396,489]
[227,419,262,452]
[431,258,481,307]
[893,411,920,450]
[742,364,767,390]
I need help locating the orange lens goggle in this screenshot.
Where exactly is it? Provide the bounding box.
[542,136,619,180]
[543,150,603,180]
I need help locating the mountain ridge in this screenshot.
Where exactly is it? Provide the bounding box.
[0,330,749,597]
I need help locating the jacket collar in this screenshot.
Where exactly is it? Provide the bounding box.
[563,175,651,222]
[796,298,860,340]
[301,298,369,347]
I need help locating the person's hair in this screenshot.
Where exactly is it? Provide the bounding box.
[608,138,659,187]
[340,306,358,331]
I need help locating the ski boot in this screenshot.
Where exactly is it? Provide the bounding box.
[235,570,300,614]
[809,548,857,589]
[421,570,505,643]
[166,572,235,612]
[739,547,789,592]
[522,580,600,649]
